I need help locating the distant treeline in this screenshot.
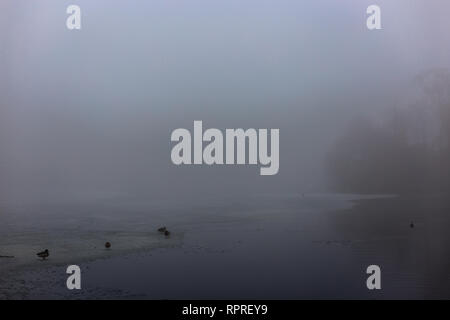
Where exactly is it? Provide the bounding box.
[327,69,450,194]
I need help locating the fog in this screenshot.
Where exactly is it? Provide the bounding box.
[1,0,450,205]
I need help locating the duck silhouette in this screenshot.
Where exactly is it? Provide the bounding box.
[164,230,171,237]
[158,227,167,233]
[37,249,49,260]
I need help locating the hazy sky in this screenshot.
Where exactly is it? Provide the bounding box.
[1,0,450,204]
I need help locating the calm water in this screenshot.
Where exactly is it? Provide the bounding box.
[1,193,449,299]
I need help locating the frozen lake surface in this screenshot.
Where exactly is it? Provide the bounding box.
[1,193,449,299]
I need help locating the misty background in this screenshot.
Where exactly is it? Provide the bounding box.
[1,0,450,206]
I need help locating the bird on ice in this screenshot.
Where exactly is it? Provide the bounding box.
[37,249,49,260]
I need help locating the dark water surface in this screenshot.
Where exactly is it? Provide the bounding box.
[1,194,450,299]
